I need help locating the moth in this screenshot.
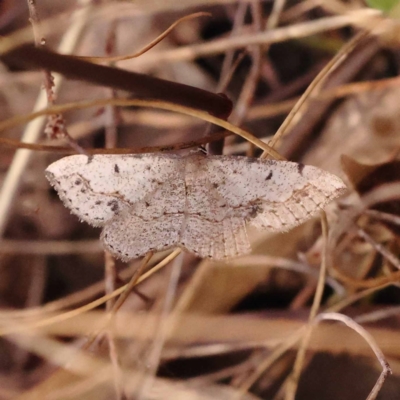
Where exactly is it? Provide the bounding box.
[45,153,346,260]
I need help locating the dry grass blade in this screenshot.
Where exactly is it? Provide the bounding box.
[0,0,93,237]
[130,9,380,68]
[112,252,153,313]
[263,30,370,156]
[0,250,181,336]
[80,12,211,63]
[2,2,399,399]
[316,313,392,400]
[0,97,283,157]
[284,212,329,400]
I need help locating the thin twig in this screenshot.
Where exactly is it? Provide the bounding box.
[284,211,329,400]
[4,43,233,119]
[331,183,400,254]
[27,0,54,103]
[27,0,86,152]
[234,328,305,398]
[105,249,123,399]
[219,2,248,87]
[66,252,153,352]
[1,250,346,320]
[103,15,120,313]
[0,97,284,159]
[130,10,379,68]
[0,129,232,154]
[281,0,322,22]
[7,66,400,153]
[138,253,183,400]
[316,313,392,400]
[230,1,263,127]
[105,252,118,311]
[355,305,400,324]
[80,12,210,63]
[0,250,181,336]
[357,227,400,270]
[365,209,400,227]
[262,30,370,156]
[266,0,286,30]
[5,251,181,322]
[327,282,395,313]
[12,257,47,370]
[112,252,153,314]
[0,0,93,238]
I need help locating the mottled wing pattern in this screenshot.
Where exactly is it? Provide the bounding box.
[181,215,250,259]
[46,153,346,261]
[101,164,187,259]
[101,213,184,261]
[205,156,346,232]
[45,154,182,227]
[180,155,251,258]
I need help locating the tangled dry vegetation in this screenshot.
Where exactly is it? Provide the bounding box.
[1,0,400,399]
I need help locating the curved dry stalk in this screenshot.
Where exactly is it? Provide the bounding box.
[130,10,379,68]
[316,313,392,400]
[262,30,370,157]
[11,330,267,400]
[79,12,210,63]
[0,98,284,159]
[0,0,93,238]
[11,333,109,376]
[0,249,347,321]
[0,129,231,153]
[311,212,330,320]
[2,52,397,147]
[235,328,306,398]
[284,211,329,400]
[330,261,400,290]
[83,252,154,352]
[112,252,154,314]
[0,250,182,321]
[0,249,181,336]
